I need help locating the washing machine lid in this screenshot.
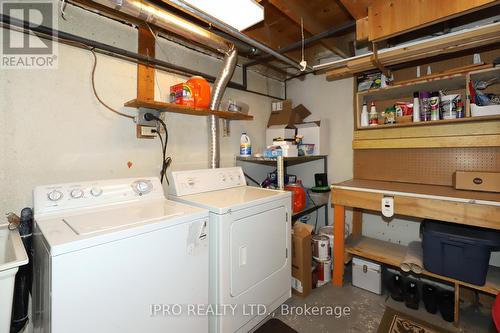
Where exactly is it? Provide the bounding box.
[171,186,290,214]
[36,199,208,256]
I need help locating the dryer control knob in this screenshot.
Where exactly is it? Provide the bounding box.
[132,180,153,195]
[70,189,84,199]
[90,187,103,197]
[47,190,63,202]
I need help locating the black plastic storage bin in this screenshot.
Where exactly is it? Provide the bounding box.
[422,219,500,286]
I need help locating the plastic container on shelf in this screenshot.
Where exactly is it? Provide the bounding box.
[420,91,431,121]
[284,183,306,213]
[422,219,500,286]
[239,133,252,156]
[186,76,211,109]
[440,94,460,120]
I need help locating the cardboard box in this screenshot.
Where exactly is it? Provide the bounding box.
[266,126,296,147]
[454,171,500,193]
[296,120,329,155]
[291,222,313,297]
[267,103,311,127]
[271,99,292,113]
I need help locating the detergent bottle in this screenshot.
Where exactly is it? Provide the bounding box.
[240,133,252,156]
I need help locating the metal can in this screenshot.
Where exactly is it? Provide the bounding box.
[312,234,330,261]
[429,92,440,121]
[315,258,332,285]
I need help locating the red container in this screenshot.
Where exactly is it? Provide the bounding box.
[187,76,211,109]
[284,183,306,213]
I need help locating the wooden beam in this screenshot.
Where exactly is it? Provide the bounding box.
[332,188,500,230]
[244,3,320,63]
[137,24,155,102]
[267,0,354,58]
[353,134,500,149]
[367,0,500,41]
[356,17,369,41]
[338,0,371,19]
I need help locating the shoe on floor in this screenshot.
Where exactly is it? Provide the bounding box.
[390,275,404,302]
[439,290,455,322]
[422,284,438,314]
[404,281,420,310]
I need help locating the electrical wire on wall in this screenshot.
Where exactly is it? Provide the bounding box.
[145,113,172,184]
[88,48,135,119]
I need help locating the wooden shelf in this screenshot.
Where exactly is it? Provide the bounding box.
[345,235,500,295]
[124,99,254,120]
[356,114,500,130]
[353,67,500,150]
[358,74,466,101]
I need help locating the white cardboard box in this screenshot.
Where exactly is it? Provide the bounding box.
[295,121,328,155]
[352,257,382,294]
[266,125,296,147]
[471,104,500,117]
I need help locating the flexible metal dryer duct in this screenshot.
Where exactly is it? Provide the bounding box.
[92,0,239,168]
[208,45,238,168]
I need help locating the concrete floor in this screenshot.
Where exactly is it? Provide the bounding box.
[272,269,496,333]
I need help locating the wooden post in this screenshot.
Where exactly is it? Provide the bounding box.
[352,208,363,237]
[137,24,155,102]
[333,204,345,286]
[454,283,460,327]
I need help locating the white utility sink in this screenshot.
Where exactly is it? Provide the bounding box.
[0,225,29,333]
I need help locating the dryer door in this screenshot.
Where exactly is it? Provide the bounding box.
[230,205,287,296]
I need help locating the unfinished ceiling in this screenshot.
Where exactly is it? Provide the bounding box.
[70,0,499,81]
[162,0,358,78]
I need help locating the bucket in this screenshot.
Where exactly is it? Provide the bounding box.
[319,226,333,257]
[312,234,329,261]
[314,258,332,285]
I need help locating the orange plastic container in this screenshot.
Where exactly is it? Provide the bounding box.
[187,76,211,109]
[284,183,306,213]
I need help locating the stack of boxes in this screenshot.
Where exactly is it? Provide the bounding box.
[266,100,328,156]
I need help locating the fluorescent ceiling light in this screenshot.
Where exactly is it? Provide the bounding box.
[181,0,264,31]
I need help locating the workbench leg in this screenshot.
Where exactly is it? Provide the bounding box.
[333,204,345,287]
[352,208,362,237]
[454,283,460,327]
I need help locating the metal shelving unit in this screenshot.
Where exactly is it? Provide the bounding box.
[236,155,329,224]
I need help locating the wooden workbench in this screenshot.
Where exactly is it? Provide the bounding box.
[330,179,500,325]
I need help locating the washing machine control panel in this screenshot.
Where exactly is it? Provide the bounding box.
[34,177,164,216]
[169,167,246,196]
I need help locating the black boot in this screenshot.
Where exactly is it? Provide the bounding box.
[439,290,455,322]
[422,284,438,314]
[404,281,420,310]
[390,275,404,302]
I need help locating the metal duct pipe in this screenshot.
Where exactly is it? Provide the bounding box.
[208,45,239,169]
[92,0,232,53]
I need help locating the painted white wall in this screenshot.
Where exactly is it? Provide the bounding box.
[286,74,354,229]
[286,73,500,266]
[0,4,283,216]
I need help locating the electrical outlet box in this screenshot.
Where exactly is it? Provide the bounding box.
[136,125,156,139]
[381,196,394,218]
[135,108,160,127]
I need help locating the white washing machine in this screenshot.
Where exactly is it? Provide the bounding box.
[169,167,291,333]
[33,177,209,333]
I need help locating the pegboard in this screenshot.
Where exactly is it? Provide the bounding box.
[354,147,500,186]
